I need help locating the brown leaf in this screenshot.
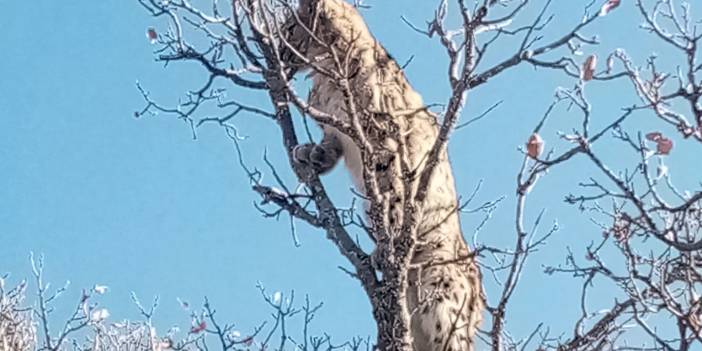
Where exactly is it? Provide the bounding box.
[656,137,673,155]
[581,54,597,81]
[645,131,662,141]
[526,133,544,159]
[190,321,206,334]
[600,0,621,16]
[146,28,158,43]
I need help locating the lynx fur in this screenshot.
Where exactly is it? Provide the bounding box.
[285,1,483,350]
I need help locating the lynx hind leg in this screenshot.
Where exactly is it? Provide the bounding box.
[412,265,482,351]
[293,130,343,174]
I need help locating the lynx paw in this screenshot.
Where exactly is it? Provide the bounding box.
[293,143,339,174]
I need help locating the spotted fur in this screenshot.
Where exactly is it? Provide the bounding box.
[287,1,483,349]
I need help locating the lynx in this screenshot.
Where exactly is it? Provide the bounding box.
[284,1,483,349]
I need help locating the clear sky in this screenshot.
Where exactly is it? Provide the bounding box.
[2,0,701,348]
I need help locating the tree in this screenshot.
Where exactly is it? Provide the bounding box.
[3,0,701,350]
[2,254,370,350]
[132,0,702,349]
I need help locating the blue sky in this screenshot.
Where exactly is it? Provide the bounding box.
[2,0,701,347]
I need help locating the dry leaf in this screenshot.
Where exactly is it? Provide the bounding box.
[190,321,206,334]
[526,133,544,159]
[656,137,673,155]
[600,0,621,16]
[581,54,597,81]
[146,28,158,44]
[646,131,673,155]
[645,131,663,141]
